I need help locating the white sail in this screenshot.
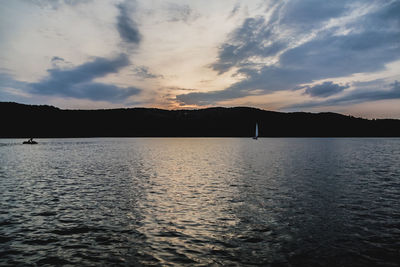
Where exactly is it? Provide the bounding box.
[254,123,258,139]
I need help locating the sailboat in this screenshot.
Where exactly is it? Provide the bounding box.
[253,123,258,140]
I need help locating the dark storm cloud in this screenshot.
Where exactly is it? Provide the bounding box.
[291,80,400,108]
[30,54,141,102]
[179,0,400,106]
[304,82,349,97]
[116,1,141,44]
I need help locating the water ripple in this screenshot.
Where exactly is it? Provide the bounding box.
[0,138,399,266]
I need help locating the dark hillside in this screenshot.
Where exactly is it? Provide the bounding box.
[1,102,399,137]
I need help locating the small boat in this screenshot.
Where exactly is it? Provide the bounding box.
[253,123,258,140]
[23,138,38,145]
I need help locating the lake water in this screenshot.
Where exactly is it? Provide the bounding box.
[0,138,399,266]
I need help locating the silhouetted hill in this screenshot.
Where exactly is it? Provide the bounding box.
[1,102,400,137]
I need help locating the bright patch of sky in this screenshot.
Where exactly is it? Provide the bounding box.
[0,0,399,118]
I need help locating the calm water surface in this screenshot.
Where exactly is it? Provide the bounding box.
[0,138,399,266]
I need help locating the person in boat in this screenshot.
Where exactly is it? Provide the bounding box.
[23,137,37,144]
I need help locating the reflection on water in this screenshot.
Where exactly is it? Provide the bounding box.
[0,138,399,266]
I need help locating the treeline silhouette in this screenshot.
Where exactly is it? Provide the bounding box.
[1,102,400,137]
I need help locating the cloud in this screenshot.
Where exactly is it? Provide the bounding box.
[50,56,70,68]
[178,0,400,106]
[291,80,400,108]
[227,29,400,93]
[227,3,241,19]
[345,80,400,103]
[28,0,91,9]
[116,0,141,44]
[212,0,351,74]
[0,73,26,89]
[32,54,130,91]
[303,82,349,97]
[167,3,198,23]
[131,66,163,79]
[51,56,65,63]
[176,88,242,106]
[0,73,30,98]
[210,15,287,74]
[280,0,350,26]
[57,82,141,102]
[29,54,141,102]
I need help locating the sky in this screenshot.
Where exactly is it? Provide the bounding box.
[0,0,399,118]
